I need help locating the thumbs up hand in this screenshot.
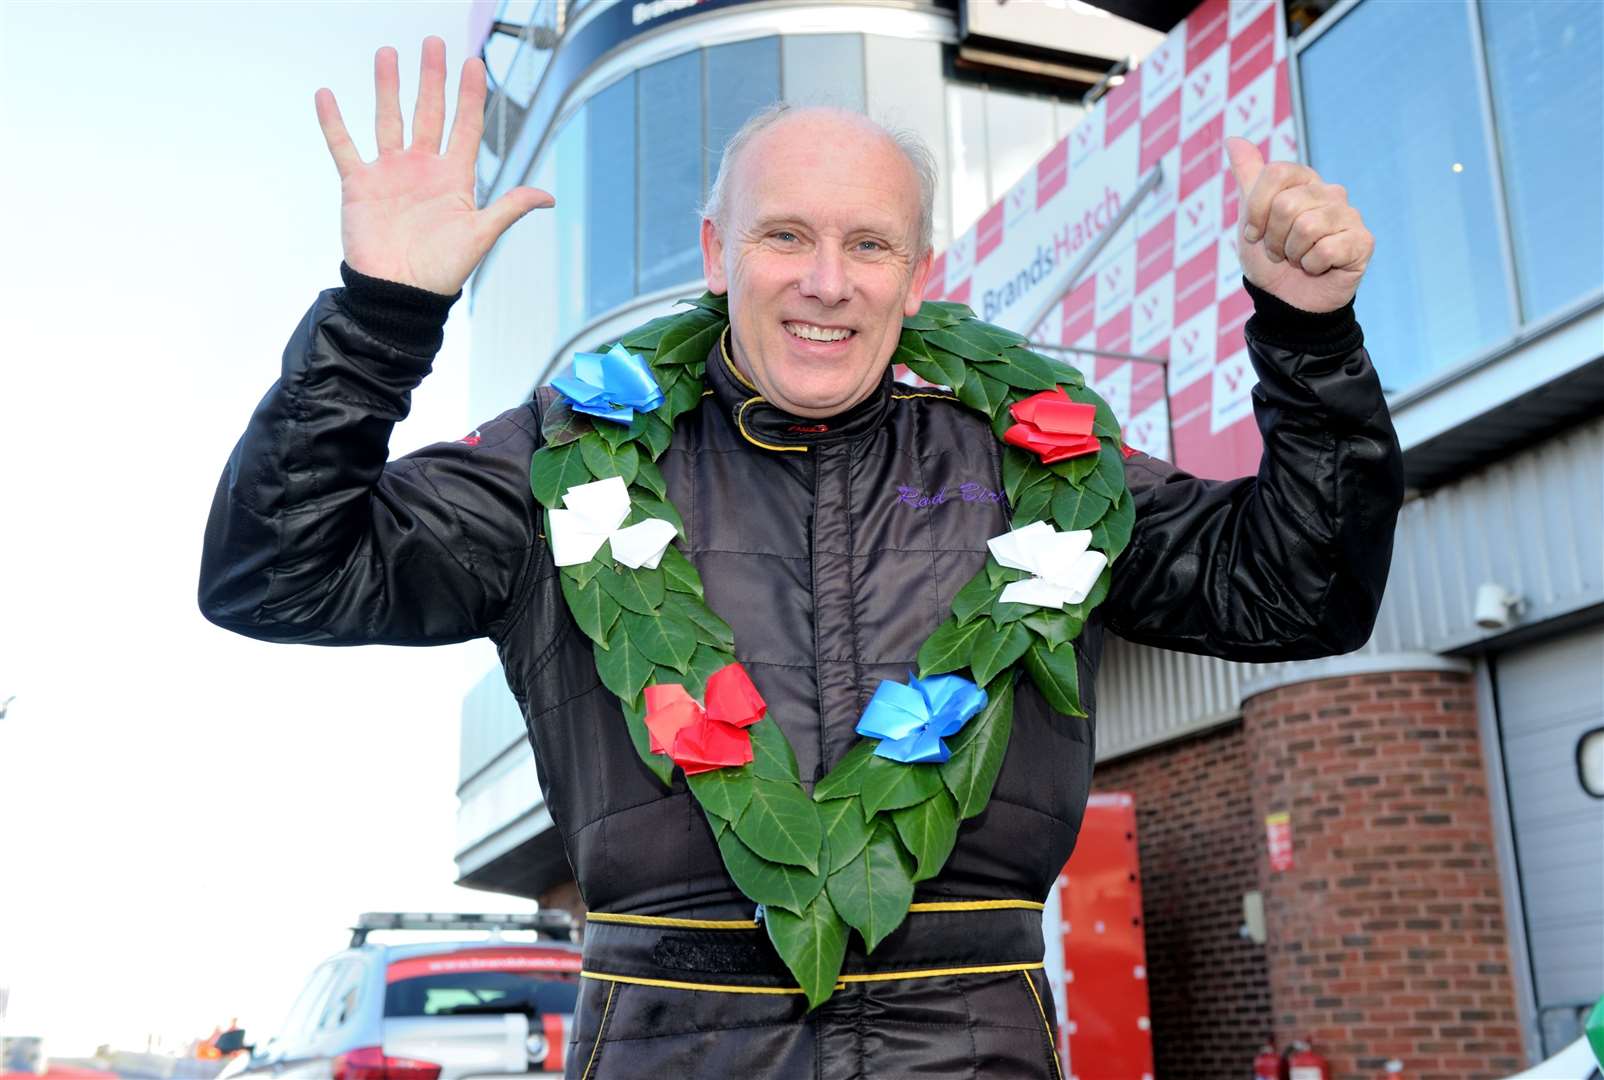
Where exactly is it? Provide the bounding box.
[1225,136,1372,314]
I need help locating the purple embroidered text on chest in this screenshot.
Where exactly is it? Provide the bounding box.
[894,483,1004,508]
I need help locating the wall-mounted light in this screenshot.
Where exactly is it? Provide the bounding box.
[1473,582,1522,630]
[1082,56,1131,108]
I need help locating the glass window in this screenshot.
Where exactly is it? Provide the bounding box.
[781,34,866,111]
[551,110,589,342]
[1301,0,1513,392]
[986,89,1057,204]
[586,75,637,317]
[1480,0,1604,323]
[705,38,781,199]
[315,962,364,1032]
[947,84,990,237]
[638,51,705,293]
[274,963,338,1051]
[385,971,580,1018]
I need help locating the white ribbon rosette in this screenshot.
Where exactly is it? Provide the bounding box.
[548,475,677,569]
[985,520,1109,609]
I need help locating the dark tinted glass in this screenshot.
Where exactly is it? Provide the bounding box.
[705,38,781,199]
[587,75,638,317]
[638,51,705,293]
[384,972,580,1018]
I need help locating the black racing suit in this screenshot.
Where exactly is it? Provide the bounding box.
[200,264,1403,1078]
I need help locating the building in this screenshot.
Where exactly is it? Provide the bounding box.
[455,1,1603,1076]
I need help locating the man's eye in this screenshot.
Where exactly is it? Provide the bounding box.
[856,239,885,252]
[772,231,798,243]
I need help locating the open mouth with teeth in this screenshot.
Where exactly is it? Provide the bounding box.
[783,321,855,343]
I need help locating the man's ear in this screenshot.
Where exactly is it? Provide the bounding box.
[701,218,728,295]
[903,248,934,317]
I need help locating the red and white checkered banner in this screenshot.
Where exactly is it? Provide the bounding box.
[923,0,1295,480]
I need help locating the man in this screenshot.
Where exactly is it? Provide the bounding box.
[200,39,1402,1078]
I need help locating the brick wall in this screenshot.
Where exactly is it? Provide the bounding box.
[1094,721,1274,1080]
[1243,668,1525,1080]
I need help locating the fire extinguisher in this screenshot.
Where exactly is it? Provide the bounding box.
[1286,1039,1331,1080]
[1253,1041,1285,1080]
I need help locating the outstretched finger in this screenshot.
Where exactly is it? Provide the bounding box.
[477,186,556,245]
[412,36,447,154]
[374,46,404,153]
[445,57,487,164]
[314,88,363,179]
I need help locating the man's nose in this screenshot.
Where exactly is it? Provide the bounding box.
[799,244,851,306]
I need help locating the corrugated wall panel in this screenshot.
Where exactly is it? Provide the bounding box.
[1097,419,1604,760]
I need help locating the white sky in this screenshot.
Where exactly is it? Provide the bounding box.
[0,0,526,1055]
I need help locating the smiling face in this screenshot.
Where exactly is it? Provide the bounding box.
[700,111,933,419]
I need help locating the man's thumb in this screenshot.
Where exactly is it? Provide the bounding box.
[1224,136,1263,200]
[481,186,556,240]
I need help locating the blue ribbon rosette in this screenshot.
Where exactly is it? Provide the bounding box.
[855,674,989,764]
[551,342,664,424]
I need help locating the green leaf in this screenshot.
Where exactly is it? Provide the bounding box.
[592,416,636,450]
[663,370,705,418]
[766,891,849,1010]
[1051,448,1102,484]
[954,369,1010,416]
[715,825,825,915]
[973,353,1058,391]
[1060,566,1112,624]
[1066,383,1124,438]
[734,778,823,872]
[659,546,704,599]
[1050,484,1112,532]
[629,494,685,538]
[632,458,667,499]
[749,715,801,782]
[892,791,959,883]
[1021,608,1079,651]
[678,291,729,316]
[826,821,916,953]
[967,620,1032,686]
[1091,491,1135,558]
[688,764,754,822]
[618,313,684,350]
[1022,639,1084,717]
[682,645,733,697]
[621,608,697,672]
[1011,481,1052,525]
[593,630,655,705]
[900,311,944,331]
[1001,446,1040,504]
[817,795,872,872]
[988,600,1035,627]
[595,561,665,616]
[898,333,965,389]
[620,693,675,785]
[916,618,986,678]
[1013,347,1085,388]
[922,299,976,323]
[529,443,593,508]
[858,754,945,818]
[656,318,724,369]
[1084,445,1127,503]
[661,591,734,650]
[579,436,639,486]
[637,410,677,458]
[950,568,997,626]
[813,740,877,801]
[560,573,621,649]
[924,326,1003,365]
[940,678,1014,818]
[651,308,719,360]
[538,395,591,448]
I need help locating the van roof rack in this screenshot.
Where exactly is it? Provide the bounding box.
[350,910,575,947]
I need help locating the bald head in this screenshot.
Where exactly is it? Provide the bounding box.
[702,104,937,259]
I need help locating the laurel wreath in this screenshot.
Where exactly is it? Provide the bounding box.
[529,293,1132,1006]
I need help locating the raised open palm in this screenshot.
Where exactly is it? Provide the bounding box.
[315,37,553,296]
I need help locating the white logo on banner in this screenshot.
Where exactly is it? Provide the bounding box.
[1180,44,1229,143]
[1175,172,1222,268]
[1127,398,1171,460]
[1092,363,1133,427]
[1210,348,1256,433]
[1141,33,1185,113]
[1006,170,1037,227]
[1136,145,1181,236]
[1169,304,1218,393]
[1071,107,1105,169]
[1229,0,1275,37]
[946,231,974,293]
[1225,65,1275,145]
[1094,246,1137,329]
[1215,233,1242,301]
[1132,273,1175,358]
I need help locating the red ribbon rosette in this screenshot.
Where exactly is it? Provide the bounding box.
[1002,388,1101,464]
[643,663,767,775]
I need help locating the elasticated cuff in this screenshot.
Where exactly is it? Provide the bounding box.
[1243,276,1359,350]
[334,261,461,357]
